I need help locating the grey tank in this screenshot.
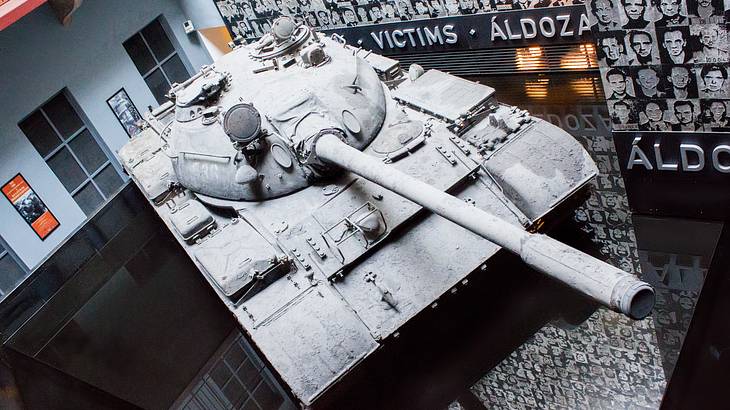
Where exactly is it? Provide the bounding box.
[118,17,654,408]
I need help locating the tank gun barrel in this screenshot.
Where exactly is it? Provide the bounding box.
[314,133,655,320]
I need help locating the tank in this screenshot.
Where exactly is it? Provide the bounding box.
[118,17,654,408]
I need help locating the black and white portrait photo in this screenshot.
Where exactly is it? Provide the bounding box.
[382,2,401,20]
[597,31,631,66]
[107,88,144,138]
[492,0,515,11]
[315,9,332,27]
[627,30,662,64]
[621,0,652,28]
[588,0,622,30]
[638,99,673,130]
[395,0,415,19]
[426,0,447,16]
[458,0,481,13]
[687,0,724,22]
[698,63,730,97]
[355,4,371,22]
[699,98,730,129]
[603,67,637,99]
[15,190,45,225]
[658,26,694,63]
[341,6,359,26]
[652,0,689,26]
[443,0,462,14]
[690,24,729,63]
[632,65,666,97]
[609,99,640,130]
[664,64,699,97]
[668,99,703,130]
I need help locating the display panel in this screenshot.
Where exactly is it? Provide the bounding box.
[214,0,593,49]
[587,0,729,132]
[2,174,60,240]
[107,88,144,138]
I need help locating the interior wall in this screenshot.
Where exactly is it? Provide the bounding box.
[0,0,213,269]
[199,26,234,60]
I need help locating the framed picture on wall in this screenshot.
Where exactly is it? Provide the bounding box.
[107,88,144,138]
[2,174,60,240]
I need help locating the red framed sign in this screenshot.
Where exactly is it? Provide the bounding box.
[2,174,60,240]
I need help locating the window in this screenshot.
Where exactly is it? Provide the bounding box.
[0,241,27,301]
[124,18,191,105]
[18,91,125,217]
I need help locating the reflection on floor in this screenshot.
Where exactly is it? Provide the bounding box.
[460,73,718,409]
[634,216,723,379]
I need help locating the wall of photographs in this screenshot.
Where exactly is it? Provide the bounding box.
[214,0,587,42]
[585,0,730,132]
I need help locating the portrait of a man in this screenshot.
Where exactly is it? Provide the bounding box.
[413,0,430,15]
[639,100,672,130]
[597,32,630,66]
[700,99,729,130]
[317,10,331,28]
[610,100,639,129]
[590,0,621,30]
[659,27,693,64]
[370,4,385,22]
[691,26,729,63]
[665,65,698,98]
[356,5,371,22]
[699,64,730,97]
[459,0,480,13]
[621,0,650,28]
[428,0,446,16]
[654,0,688,26]
[670,100,702,130]
[688,0,723,22]
[343,7,358,26]
[444,0,461,14]
[330,9,343,26]
[383,3,400,20]
[396,0,414,20]
[627,30,661,65]
[605,68,636,99]
[633,66,666,98]
[304,12,319,27]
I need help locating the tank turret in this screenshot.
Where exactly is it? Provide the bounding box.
[119,17,654,407]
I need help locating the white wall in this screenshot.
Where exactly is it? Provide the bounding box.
[0,0,215,269]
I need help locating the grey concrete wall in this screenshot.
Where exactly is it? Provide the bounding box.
[0,0,215,269]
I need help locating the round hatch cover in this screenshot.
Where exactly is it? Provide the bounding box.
[272,17,296,41]
[271,143,293,169]
[224,103,261,144]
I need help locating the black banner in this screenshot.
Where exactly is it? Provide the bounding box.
[323,5,591,55]
[614,131,730,219]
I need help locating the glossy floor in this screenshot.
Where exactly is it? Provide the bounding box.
[464,72,722,409]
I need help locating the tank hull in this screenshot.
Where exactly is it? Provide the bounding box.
[117,23,651,408]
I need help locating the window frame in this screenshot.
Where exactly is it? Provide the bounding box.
[124,16,194,105]
[17,89,127,217]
